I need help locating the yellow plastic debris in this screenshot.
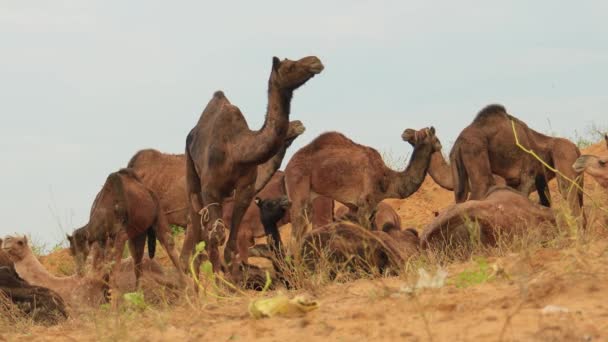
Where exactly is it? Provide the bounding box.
[248,292,319,319]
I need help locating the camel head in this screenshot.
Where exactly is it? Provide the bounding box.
[573,154,608,188]
[270,56,324,91]
[401,127,442,152]
[67,227,90,276]
[255,196,291,227]
[2,235,30,261]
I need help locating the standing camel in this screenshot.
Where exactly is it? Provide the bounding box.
[423,105,583,218]
[284,127,441,243]
[182,56,324,273]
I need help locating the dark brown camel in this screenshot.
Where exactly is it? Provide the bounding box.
[445,104,583,217]
[182,56,324,274]
[0,267,68,325]
[67,168,184,292]
[125,120,307,229]
[421,186,557,252]
[284,127,441,243]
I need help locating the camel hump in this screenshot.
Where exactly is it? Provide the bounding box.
[213,90,226,99]
[127,149,161,168]
[474,104,508,121]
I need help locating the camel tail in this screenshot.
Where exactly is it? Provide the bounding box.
[453,145,469,203]
[147,228,156,259]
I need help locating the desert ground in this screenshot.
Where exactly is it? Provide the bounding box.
[2,141,607,342]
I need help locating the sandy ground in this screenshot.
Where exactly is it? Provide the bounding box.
[3,142,608,341]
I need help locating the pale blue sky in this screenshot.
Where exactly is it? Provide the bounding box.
[1,1,607,246]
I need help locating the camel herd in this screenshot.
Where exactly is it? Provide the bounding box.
[1,55,606,324]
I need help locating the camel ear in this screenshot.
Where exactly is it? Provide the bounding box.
[429,126,435,135]
[604,133,608,148]
[272,56,281,71]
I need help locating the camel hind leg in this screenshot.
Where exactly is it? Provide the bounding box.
[285,171,312,248]
[224,178,256,275]
[155,211,185,279]
[459,142,494,200]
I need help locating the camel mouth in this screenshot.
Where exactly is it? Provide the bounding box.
[308,62,324,74]
[572,156,590,173]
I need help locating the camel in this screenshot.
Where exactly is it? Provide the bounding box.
[182,55,324,274]
[0,238,19,280]
[420,186,557,252]
[437,104,583,218]
[67,168,184,292]
[335,202,402,232]
[284,127,441,243]
[3,235,173,308]
[573,138,608,188]
[0,266,68,325]
[125,120,307,229]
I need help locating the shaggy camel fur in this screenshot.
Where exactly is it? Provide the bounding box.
[420,187,556,252]
[67,168,183,291]
[285,127,441,242]
[335,202,402,232]
[125,120,306,229]
[447,104,583,217]
[3,235,171,308]
[183,56,324,274]
[0,267,68,325]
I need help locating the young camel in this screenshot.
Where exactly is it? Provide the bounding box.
[182,56,324,275]
[573,146,608,189]
[67,168,184,293]
[125,120,307,230]
[442,104,583,218]
[284,127,441,243]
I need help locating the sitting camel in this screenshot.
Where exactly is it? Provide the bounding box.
[335,202,402,232]
[255,197,419,280]
[3,235,172,308]
[0,266,68,325]
[420,186,556,252]
[426,104,583,217]
[67,168,184,293]
[125,120,307,230]
[573,136,608,188]
[284,127,441,243]
[182,55,324,275]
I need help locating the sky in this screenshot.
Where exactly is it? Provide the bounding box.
[1,1,607,247]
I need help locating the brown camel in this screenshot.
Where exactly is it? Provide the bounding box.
[0,238,19,280]
[67,168,183,292]
[335,202,402,232]
[444,104,583,217]
[420,186,557,252]
[284,127,441,243]
[0,266,68,325]
[182,55,324,273]
[125,120,307,229]
[3,235,173,308]
[573,152,608,189]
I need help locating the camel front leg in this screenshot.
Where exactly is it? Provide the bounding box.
[224,181,255,272]
[200,191,225,273]
[180,193,203,272]
[110,230,128,307]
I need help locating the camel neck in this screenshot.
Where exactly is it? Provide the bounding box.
[427,151,454,190]
[388,143,434,199]
[15,251,74,288]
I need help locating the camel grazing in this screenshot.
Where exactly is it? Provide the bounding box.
[3,235,173,308]
[442,104,583,217]
[335,202,402,232]
[254,196,292,255]
[0,266,68,325]
[284,127,441,243]
[420,186,557,252]
[573,151,608,189]
[182,55,324,274]
[67,168,184,291]
[125,120,307,229]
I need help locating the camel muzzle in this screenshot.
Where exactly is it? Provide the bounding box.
[572,155,591,173]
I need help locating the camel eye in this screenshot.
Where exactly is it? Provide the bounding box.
[17,241,23,246]
[599,160,606,167]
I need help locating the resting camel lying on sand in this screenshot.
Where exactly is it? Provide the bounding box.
[285,127,441,242]
[3,235,172,308]
[426,104,583,217]
[420,186,557,252]
[0,266,68,325]
[67,168,184,292]
[573,136,608,188]
[126,120,307,230]
[255,197,419,279]
[335,202,402,232]
[183,55,324,275]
